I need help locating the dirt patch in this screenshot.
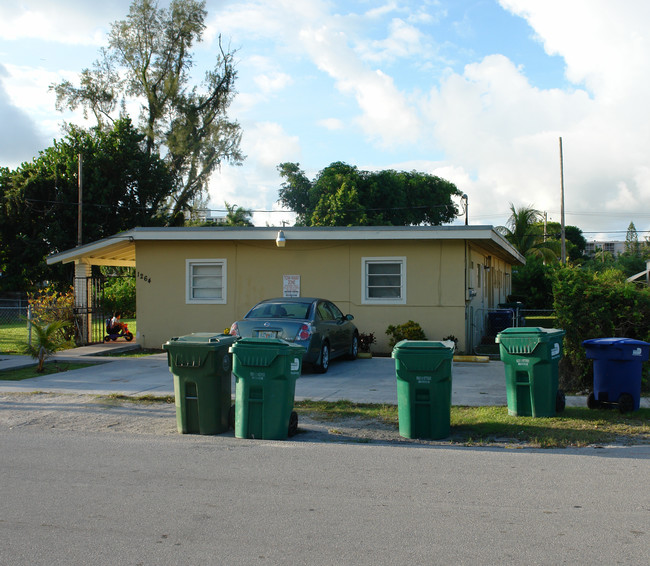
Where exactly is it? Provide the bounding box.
[0,392,454,445]
[0,392,179,436]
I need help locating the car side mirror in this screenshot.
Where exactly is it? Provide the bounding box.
[345,314,354,321]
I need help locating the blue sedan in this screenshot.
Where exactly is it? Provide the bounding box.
[229,297,358,373]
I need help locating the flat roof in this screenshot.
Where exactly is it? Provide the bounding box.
[46,225,525,267]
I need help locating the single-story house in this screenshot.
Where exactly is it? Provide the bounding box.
[47,226,525,354]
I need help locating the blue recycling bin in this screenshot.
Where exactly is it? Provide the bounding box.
[583,338,649,412]
[488,309,514,336]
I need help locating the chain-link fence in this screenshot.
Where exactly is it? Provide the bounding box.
[0,305,88,353]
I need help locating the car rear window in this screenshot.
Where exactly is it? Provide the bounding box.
[247,302,311,319]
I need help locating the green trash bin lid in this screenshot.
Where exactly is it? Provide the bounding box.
[496,327,564,336]
[391,340,454,357]
[230,337,306,366]
[495,327,565,355]
[164,332,237,346]
[230,337,305,352]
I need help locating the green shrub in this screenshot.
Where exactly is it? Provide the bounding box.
[386,321,427,348]
[358,332,376,353]
[27,286,75,342]
[102,275,136,318]
[553,266,650,391]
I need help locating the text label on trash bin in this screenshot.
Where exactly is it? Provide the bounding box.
[551,343,561,359]
[633,348,642,356]
[416,376,432,383]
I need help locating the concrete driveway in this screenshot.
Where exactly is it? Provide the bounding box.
[0,342,619,407]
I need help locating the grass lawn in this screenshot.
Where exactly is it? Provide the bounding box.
[0,361,100,381]
[293,399,650,448]
[0,320,30,354]
[0,318,137,354]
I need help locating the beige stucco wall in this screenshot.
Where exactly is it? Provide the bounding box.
[136,238,489,353]
[464,244,514,352]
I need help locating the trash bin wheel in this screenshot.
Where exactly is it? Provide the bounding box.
[618,393,634,414]
[587,392,600,410]
[288,411,298,437]
[556,390,566,413]
[313,342,330,374]
[228,404,235,430]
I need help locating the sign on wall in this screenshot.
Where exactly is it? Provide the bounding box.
[283,275,301,297]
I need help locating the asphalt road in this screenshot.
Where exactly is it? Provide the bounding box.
[2,427,649,565]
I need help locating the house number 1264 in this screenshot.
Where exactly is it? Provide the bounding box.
[137,272,152,283]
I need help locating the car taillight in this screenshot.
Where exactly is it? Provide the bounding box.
[297,324,312,341]
[229,322,239,336]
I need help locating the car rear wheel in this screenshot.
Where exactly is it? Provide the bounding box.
[313,342,330,373]
[346,334,359,360]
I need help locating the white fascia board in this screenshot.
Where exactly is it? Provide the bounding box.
[127,225,499,241]
[47,225,525,266]
[46,232,136,265]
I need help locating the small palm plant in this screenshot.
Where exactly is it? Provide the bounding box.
[23,319,73,372]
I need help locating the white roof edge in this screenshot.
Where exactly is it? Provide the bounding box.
[46,232,136,265]
[126,225,498,240]
[47,225,525,265]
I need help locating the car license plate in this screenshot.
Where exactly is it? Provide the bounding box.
[258,330,277,338]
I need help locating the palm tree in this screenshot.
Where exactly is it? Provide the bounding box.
[23,319,72,372]
[225,202,254,226]
[497,204,559,262]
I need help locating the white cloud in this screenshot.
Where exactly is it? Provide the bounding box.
[207,121,301,225]
[500,0,650,102]
[360,18,429,63]
[0,0,120,45]
[299,24,421,147]
[318,118,345,131]
[253,71,293,95]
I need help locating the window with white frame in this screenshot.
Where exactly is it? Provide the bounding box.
[186,259,227,304]
[362,257,406,304]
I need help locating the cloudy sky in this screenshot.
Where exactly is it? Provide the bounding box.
[1,0,649,241]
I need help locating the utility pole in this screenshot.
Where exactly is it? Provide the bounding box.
[543,211,548,241]
[560,137,566,265]
[77,153,83,247]
[462,194,468,225]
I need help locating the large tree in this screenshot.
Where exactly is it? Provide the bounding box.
[277,161,461,226]
[51,0,243,220]
[0,119,172,292]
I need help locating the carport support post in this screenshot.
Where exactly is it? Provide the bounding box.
[74,260,92,345]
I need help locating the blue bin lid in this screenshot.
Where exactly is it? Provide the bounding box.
[582,337,649,348]
[582,337,650,361]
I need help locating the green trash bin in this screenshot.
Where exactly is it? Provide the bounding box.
[391,340,454,440]
[163,333,237,435]
[496,327,566,417]
[230,338,305,440]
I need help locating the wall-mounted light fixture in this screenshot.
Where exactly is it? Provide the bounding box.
[484,255,492,272]
[276,230,286,247]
